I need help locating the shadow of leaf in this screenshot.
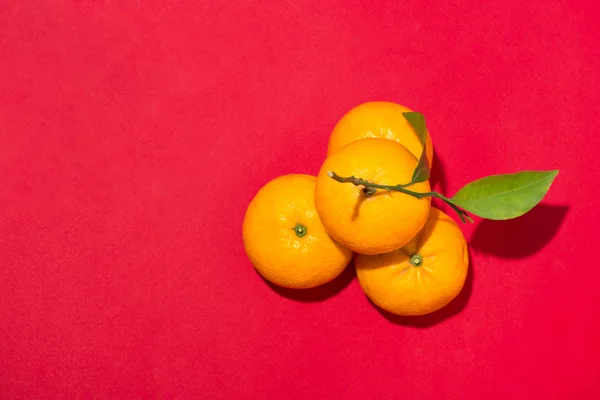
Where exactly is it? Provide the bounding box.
[428,147,447,194]
[260,260,356,303]
[370,248,475,328]
[469,204,569,258]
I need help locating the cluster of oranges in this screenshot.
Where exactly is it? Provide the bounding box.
[243,101,468,317]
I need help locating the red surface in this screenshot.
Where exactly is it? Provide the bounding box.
[2,1,600,398]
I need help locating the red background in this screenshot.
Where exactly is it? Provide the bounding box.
[2,1,600,398]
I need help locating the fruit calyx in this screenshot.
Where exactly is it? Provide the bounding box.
[410,254,423,267]
[363,187,377,197]
[293,223,307,237]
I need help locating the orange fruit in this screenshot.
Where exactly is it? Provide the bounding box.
[315,138,431,255]
[243,174,353,289]
[327,101,434,168]
[355,207,469,316]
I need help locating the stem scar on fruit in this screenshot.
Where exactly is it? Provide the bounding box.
[410,254,423,267]
[293,223,307,237]
[363,187,377,197]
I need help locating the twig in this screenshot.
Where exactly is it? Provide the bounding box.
[327,171,473,223]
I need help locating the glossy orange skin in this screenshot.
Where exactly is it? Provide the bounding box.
[243,174,353,289]
[327,101,434,169]
[355,207,469,316]
[315,138,431,255]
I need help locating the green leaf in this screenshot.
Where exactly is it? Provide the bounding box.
[450,170,559,220]
[402,112,430,184]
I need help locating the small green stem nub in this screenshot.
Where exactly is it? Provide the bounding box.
[293,223,307,237]
[410,254,423,267]
[363,187,377,197]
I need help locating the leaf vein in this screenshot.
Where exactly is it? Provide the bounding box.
[454,173,556,201]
